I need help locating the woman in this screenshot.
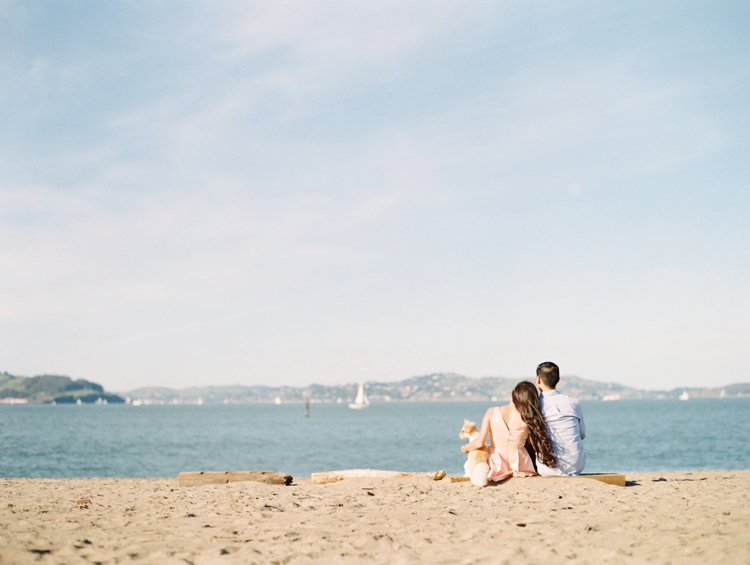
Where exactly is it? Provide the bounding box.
[462,381,557,486]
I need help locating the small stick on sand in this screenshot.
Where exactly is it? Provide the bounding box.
[178,471,293,487]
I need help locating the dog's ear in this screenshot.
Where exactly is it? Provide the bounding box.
[464,418,469,424]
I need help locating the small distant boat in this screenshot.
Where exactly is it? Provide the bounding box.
[679,391,690,401]
[602,394,622,402]
[349,383,370,409]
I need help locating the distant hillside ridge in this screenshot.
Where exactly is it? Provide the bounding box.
[0,372,124,404]
[121,373,750,405]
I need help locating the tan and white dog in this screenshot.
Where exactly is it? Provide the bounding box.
[459,419,490,487]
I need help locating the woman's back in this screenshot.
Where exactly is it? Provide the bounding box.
[487,405,536,481]
[497,404,524,432]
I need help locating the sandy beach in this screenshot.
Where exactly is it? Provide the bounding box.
[1,470,748,564]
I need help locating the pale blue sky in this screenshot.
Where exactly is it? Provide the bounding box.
[1,1,748,391]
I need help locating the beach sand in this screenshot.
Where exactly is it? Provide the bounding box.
[1,470,748,564]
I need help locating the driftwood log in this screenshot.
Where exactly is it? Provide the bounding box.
[449,473,626,487]
[311,469,446,485]
[178,471,293,487]
[536,473,626,487]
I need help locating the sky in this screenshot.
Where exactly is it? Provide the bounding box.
[1,1,749,392]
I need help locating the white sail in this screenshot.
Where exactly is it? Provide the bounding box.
[679,390,689,401]
[349,383,368,409]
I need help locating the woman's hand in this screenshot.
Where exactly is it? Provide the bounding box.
[460,407,493,455]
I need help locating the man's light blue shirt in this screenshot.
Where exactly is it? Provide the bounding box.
[536,389,586,476]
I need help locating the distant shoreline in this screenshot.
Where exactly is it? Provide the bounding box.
[117,373,750,405]
[4,371,749,405]
[3,396,749,407]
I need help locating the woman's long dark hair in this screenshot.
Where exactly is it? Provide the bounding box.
[512,381,557,468]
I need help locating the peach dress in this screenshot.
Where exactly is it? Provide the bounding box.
[487,406,537,481]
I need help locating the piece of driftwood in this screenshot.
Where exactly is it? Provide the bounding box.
[448,473,626,487]
[178,471,293,487]
[311,469,447,485]
[536,473,626,487]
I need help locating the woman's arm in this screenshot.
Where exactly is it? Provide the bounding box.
[461,407,493,452]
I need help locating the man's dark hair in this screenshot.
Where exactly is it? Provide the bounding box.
[536,362,560,389]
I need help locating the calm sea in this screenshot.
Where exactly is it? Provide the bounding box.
[1,399,749,478]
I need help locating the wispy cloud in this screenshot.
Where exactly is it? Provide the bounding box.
[0,1,748,389]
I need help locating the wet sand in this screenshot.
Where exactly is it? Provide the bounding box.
[1,470,748,564]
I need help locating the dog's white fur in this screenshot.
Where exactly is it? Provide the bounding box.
[459,419,490,487]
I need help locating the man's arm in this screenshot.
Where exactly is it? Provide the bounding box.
[574,399,586,440]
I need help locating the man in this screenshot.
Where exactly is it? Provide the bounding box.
[535,361,586,476]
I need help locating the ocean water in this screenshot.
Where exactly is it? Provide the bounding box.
[1,399,749,478]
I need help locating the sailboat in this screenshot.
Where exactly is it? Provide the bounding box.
[349,383,370,409]
[679,390,690,401]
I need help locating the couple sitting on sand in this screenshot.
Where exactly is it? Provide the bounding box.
[461,362,586,487]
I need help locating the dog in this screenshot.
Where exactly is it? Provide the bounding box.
[459,419,489,486]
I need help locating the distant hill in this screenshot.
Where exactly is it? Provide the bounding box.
[121,373,750,405]
[0,372,124,404]
[5,370,745,406]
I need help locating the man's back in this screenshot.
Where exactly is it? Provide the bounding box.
[536,390,586,476]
